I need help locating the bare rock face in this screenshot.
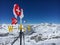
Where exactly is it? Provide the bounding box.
[30,34,43,42]
[0,33,9,37]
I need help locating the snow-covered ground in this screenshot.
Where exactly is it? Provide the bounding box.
[0,23,60,45]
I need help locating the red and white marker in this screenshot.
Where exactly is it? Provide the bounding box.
[13,4,21,18]
[12,18,17,25]
[13,4,24,24]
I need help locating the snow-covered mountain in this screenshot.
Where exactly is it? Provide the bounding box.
[0,23,60,45]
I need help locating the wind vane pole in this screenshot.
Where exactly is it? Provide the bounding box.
[8,3,31,45]
[13,4,24,45]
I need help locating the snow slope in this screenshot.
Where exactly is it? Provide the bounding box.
[0,23,60,45]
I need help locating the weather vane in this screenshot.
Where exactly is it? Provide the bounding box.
[8,3,31,45]
[13,3,24,45]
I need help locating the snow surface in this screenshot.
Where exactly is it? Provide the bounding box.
[0,23,60,45]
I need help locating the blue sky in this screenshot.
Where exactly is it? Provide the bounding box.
[0,0,60,24]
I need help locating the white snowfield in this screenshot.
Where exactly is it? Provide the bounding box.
[0,23,60,45]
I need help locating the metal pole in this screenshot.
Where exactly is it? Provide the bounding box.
[23,32,25,45]
[20,19,22,45]
[20,30,22,45]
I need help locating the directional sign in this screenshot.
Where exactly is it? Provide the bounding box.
[27,25,31,31]
[19,24,23,30]
[8,25,13,32]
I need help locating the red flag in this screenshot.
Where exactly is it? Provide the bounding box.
[12,18,17,24]
[13,4,21,17]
